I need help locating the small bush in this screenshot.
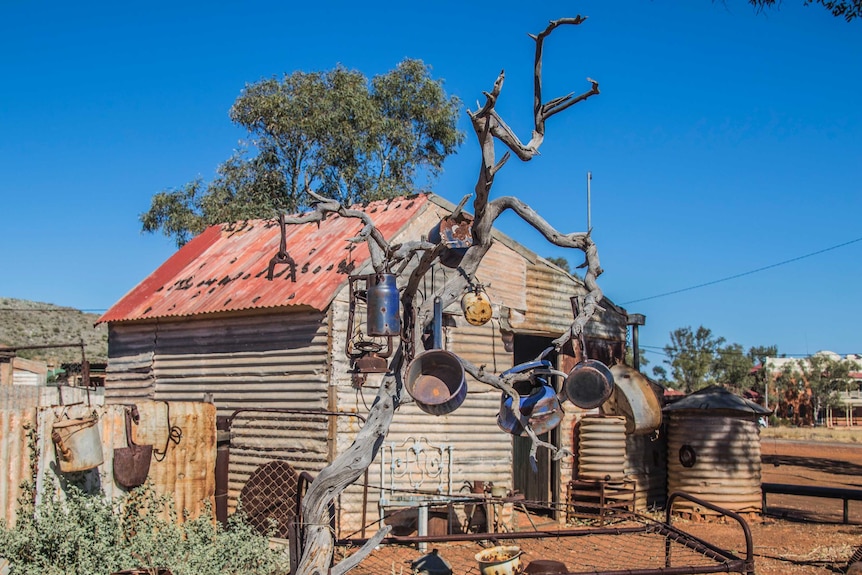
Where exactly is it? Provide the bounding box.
[0,484,288,575]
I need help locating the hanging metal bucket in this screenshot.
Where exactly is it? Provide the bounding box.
[405,349,467,415]
[497,385,563,436]
[563,359,614,409]
[51,416,104,472]
[366,273,400,336]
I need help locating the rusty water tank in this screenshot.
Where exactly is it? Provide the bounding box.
[625,432,667,511]
[577,415,627,481]
[665,386,771,516]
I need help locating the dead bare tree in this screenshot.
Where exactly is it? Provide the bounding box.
[287,17,604,575]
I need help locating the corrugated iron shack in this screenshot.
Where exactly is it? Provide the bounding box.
[97,193,629,535]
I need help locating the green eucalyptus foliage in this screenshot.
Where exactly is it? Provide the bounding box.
[0,484,288,575]
[141,58,464,247]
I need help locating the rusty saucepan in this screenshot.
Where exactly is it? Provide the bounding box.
[563,359,615,409]
[405,349,467,416]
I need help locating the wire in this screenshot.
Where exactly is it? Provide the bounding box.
[621,235,862,305]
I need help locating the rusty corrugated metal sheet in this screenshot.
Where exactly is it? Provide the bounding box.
[98,195,431,324]
[667,412,762,515]
[0,407,37,527]
[0,403,215,523]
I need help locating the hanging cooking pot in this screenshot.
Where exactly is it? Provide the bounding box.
[602,364,662,435]
[405,349,467,416]
[113,407,153,489]
[461,286,492,326]
[497,385,562,436]
[365,272,400,336]
[562,359,614,409]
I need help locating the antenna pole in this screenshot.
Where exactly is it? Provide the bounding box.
[587,172,592,231]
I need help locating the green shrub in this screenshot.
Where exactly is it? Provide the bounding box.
[0,484,288,575]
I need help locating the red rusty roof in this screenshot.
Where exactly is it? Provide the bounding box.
[98,195,431,324]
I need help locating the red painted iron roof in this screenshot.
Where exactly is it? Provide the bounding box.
[98,195,431,324]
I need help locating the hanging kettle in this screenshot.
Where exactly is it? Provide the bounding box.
[461,286,492,326]
[497,385,563,436]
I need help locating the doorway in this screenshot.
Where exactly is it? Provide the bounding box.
[511,334,561,513]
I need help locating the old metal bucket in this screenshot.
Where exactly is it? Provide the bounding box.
[51,416,104,473]
[366,272,400,336]
[405,349,467,415]
[113,408,153,489]
[563,359,615,409]
[497,385,562,436]
[475,546,522,575]
[604,364,662,435]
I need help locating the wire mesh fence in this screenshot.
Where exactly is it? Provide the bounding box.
[225,408,365,539]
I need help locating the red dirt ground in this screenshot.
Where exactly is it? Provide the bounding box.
[681,438,862,574]
[345,439,862,575]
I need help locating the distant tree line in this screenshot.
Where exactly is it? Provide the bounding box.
[649,324,861,425]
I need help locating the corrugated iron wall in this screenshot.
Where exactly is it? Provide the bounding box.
[667,412,762,515]
[108,311,331,412]
[1,402,215,525]
[149,311,330,411]
[106,322,157,403]
[0,407,37,527]
[331,293,516,535]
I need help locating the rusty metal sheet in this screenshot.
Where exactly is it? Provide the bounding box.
[98,195,430,324]
[0,408,37,527]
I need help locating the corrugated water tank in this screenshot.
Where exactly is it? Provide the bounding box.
[665,386,770,516]
[577,415,627,481]
[625,432,667,510]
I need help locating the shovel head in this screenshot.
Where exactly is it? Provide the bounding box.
[113,444,153,489]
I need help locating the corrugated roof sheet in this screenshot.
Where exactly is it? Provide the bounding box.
[98,195,430,324]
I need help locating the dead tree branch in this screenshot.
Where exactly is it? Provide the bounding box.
[292,17,603,575]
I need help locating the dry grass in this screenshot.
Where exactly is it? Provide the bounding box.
[761,425,862,443]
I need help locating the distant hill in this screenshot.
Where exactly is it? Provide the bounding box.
[0,297,108,365]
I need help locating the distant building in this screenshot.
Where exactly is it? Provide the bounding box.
[762,351,862,426]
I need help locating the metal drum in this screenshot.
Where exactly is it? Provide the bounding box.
[577,416,627,481]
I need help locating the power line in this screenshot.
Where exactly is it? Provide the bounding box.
[622,235,862,305]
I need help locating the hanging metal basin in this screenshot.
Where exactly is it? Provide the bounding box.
[405,350,467,415]
[497,385,562,436]
[563,359,614,409]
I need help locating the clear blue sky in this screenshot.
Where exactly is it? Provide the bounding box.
[2,0,860,368]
